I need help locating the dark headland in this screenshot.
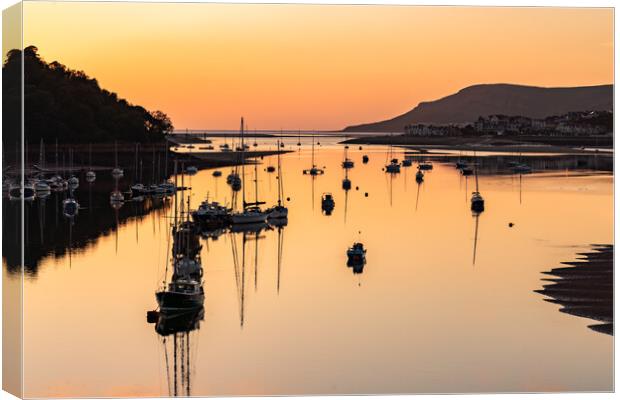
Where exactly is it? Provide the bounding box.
[343,83,613,132]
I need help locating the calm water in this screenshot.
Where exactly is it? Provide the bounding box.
[6,140,613,397]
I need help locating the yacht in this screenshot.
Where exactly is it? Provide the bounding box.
[156,279,204,311]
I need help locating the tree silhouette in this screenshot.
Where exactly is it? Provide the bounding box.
[2,45,174,147]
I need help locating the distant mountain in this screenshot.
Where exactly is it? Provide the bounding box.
[343,83,613,132]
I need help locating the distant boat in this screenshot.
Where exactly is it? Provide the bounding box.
[513,164,532,174]
[62,197,79,218]
[461,166,474,176]
[111,141,124,178]
[402,159,412,167]
[186,166,198,175]
[34,180,51,194]
[212,170,222,177]
[266,165,276,173]
[342,145,354,169]
[342,178,351,190]
[267,140,289,220]
[110,190,124,205]
[303,135,324,175]
[418,161,433,170]
[362,155,369,163]
[321,193,335,215]
[347,242,366,266]
[232,117,269,225]
[471,162,485,213]
[415,170,424,183]
[85,144,96,183]
[386,161,400,173]
[9,182,35,201]
[385,141,400,173]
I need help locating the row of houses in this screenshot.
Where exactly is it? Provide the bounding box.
[473,111,612,136]
[403,111,612,137]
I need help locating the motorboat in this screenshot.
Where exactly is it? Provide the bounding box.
[321,193,335,214]
[186,166,198,175]
[402,159,412,167]
[156,279,204,311]
[192,200,231,226]
[471,191,485,212]
[347,242,366,265]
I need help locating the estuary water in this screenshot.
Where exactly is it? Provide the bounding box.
[5,139,613,396]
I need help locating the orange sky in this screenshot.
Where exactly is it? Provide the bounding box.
[22,3,613,130]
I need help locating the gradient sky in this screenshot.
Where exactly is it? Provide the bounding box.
[22,2,613,130]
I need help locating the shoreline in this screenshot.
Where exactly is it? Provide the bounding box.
[341,135,613,155]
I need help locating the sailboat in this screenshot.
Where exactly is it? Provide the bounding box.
[157,161,205,311]
[415,169,424,183]
[131,143,147,196]
[385,140,400,173]
[34,139,51,195]
[232,117,268,224]
[470,158,485,213]
[67,148,79,189]
[341,145,354,169]
[267,140,288,220]
[302,134,324,175]
[111,141,124,178]
[85,143,96,182]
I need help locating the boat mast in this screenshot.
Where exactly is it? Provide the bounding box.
[240,117,246,210]
[311,134,315,167]
[277,140,283,206]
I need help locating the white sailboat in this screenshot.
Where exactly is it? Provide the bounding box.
[302,134,324,176]
[86,143,96,182]
[111,141,124,178]
[232,117,268,225]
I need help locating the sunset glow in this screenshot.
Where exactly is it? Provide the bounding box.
[23,3,613,130]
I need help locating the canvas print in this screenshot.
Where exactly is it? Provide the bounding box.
[2,2,614,398]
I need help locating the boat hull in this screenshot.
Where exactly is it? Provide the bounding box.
[156,291,205,311]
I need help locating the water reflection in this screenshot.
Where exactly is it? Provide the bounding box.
[13,139,615,396]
